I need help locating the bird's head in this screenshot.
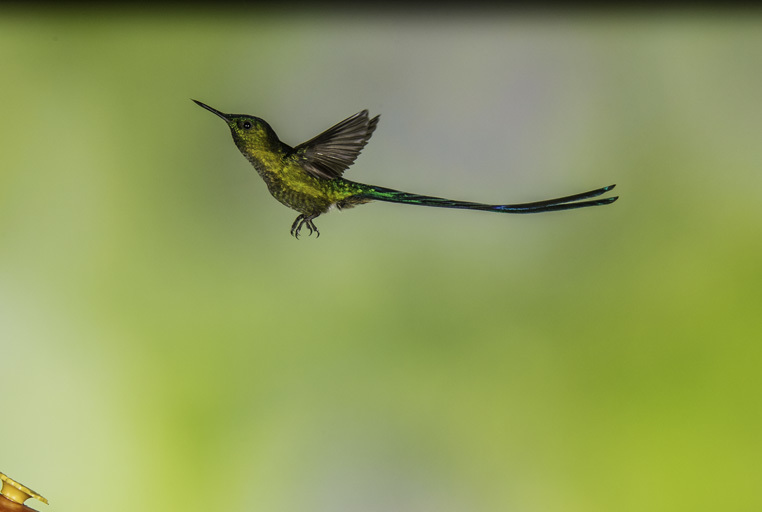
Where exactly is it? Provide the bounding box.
[192,100,280,155]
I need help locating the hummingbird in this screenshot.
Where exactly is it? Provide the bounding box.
[193,100,618,238]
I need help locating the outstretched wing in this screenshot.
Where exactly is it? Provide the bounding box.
[293,110,380,180]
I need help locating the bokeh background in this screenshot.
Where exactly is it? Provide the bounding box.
[2,8,761,512]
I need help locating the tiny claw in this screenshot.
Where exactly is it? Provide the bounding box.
[307,218,320,238]
[290,214,321,239]
[291,214,305,238]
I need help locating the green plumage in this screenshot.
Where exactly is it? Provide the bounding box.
[193,100,618,238]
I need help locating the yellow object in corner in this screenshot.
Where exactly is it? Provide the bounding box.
[0,473,48,506]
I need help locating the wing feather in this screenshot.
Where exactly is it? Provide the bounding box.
[293,110,379,180]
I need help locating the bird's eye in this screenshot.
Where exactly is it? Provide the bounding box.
[243,121,252,129]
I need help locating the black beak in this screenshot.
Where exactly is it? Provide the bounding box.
[192,99,230,121]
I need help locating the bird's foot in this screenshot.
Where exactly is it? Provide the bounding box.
[290,214,320,239]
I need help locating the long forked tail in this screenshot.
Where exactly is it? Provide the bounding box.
[361,184,618,213]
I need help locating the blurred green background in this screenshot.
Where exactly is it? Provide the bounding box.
[2,9,761,512]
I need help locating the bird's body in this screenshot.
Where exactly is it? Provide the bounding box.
[193,100,618,237]
[247,157,370,219]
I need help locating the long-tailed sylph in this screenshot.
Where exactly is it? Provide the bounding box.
[193,100,618,238]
